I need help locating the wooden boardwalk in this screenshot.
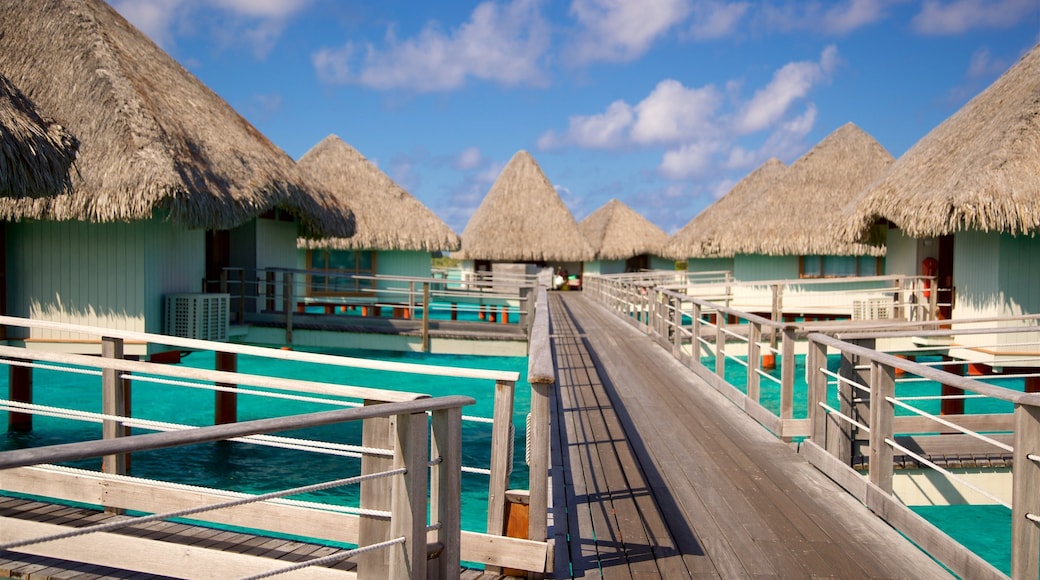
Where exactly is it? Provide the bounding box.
[548,292,953,579]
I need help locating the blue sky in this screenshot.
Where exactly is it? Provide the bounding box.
[111,0,1040,235]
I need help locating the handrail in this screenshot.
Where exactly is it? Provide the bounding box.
[0,396,472,470]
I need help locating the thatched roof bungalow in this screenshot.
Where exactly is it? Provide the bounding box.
[579,199,671,275]
[722,123,892,282]
[457,150,593,284]
[0,73,78,198]
[664,158,787,274]
[840,43,1040,323]
[297,134,460,298]
[0,0,352,350]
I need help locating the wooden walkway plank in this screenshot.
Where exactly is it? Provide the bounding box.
[549,293,954,580]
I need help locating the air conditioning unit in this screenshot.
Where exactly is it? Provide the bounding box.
[164,293,230,341]
[852,297,893,321]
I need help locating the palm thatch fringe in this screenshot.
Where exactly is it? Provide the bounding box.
[713,123,891,257]
[296,135,459,252]
[664,158,787,260]
[579,198,668,261]
[0,0,352,238]
[0,73,78,198]
[840,43,1040,241]
[457,150,594,262]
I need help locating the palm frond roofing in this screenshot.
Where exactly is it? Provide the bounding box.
[664,158,787,260]
[0,73,78,198]
[714,123,892,257]
[457,150,594,262]
[297,135,460,252]
[0,0,353,238]
[841,43,1040,240]
[579,198,669,261]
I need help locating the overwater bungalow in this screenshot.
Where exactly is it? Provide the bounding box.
[719,123,891,283]
[665,157,787,275]
[0,0,351,356]
[840,43,1040,334]
[456,150,593,286]
[579,198,672,276]
[296,134,460,310]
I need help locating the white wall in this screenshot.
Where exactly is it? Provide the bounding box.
[7,218,204,338]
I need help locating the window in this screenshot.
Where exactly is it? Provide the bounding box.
[308,250,376,295]
[799,255,880,278]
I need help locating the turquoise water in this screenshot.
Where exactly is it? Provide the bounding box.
[0,347,530,535]
[704,352,1020,574]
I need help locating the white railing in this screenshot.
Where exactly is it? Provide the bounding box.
[0,313,553,575]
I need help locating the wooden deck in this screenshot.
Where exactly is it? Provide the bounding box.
[0,495,512,580]
[548,292,953,579]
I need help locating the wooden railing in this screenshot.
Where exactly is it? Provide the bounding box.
[583,270,1040,578]
[803,332,1040,579]
[209,268,538,347]
[0,314,552,575]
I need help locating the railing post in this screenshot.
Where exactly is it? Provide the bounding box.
[715,313,726,377]
[746,322,761,403]
[101,336,129,480]
[779,327,796,439]
[283,270,294,344]
[8,362,32,432]
[1012,403,1040,579]
[672,295,683,356]
[527,287,553,552]
[431,406,462,580]
[214,352,237,425]
[807,338,828,444]
[359,403,394,578]
[868,360,895,493]
[389,410,428,580]
[486,380,516,538]
[690,302,701,361]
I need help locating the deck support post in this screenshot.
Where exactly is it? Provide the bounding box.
[940,356,965,415]
[1012,403,1040,579]
[101,337,130,480]
[215,352,238,425]
[714,314,726,378]
[421,282,431,353]
[8,362,32,432]
[358,402,394,578]
[746,323,761,404]
[283,271,294,344]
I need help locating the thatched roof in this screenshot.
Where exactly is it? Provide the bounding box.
[296,135,459,252]
[579,198,668,261]
[0,73,78,198]
[715,123,892,257]
[0,0,352,238]
[841,43,1040,241]
[664,158,787,260]
[457,150,594,262]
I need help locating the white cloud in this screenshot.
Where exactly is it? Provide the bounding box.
[913,0,1039,34]
[456,147,484,170]
[112,0,186,48]
[113,0,309,57]
[734,45,837,134]
[538,100,635,149]
[758,0,893,35]
[631,80,722,145]
[688,1,750,40]
[567,0,693,64]
[659,140,722,179]
[313,0,550,91]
